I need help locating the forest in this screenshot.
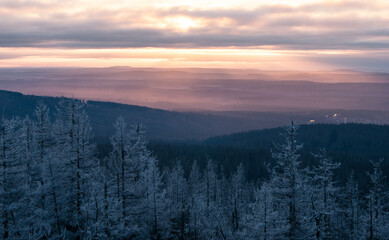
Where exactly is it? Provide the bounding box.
[1,99,388,239]
[146,123,389,191]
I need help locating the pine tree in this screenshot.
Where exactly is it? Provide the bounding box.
[204,158,219,238]
[34,101,51,165]
[31,102,53,238]
[145,155,166,239]
[53,98,96,238]
[187,161,203,240]
[269,121,306,239]
[166,161,189,239]
[231,163,246,233]
[109,119,154,238]
[310,149,341,240]
[366,159,388,240]
[43,151,62,237]
[0,116,27,239]
[343,170,363,239]
[110,116,129,223]
[245,181,278,240]
[19,116,46,239]
[126,123,151,237]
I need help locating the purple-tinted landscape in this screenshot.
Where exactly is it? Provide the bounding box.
[1,67,389,111]
[1,0,389,239]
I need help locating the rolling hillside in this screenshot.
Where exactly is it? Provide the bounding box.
[1,89,389,140]
[149,124,389,190]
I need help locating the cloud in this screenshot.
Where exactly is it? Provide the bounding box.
[1,0,389,71]
[0,0,388,50]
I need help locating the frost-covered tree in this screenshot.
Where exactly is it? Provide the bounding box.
[20,117,36,190]
[145,155,167,239]
[126,123,149,235]
[2,98,389,240]
[30,102,54,238]
[166,161,189,239]
[53,98,96,238]
[96,154,122,239]
[187,160,204,240]
[366,159,388,240]
[205,158,218,209]
[109,119,153,238]
[342,170,363,239]
[203,158,220,238]
[34,101,51,164]
[0,117,27,239]
[231,163,246,233]
[269,121,306,239]
[19,116,48,239]
[245,181,279,240]
[309,149,341,240]
[110,116,129,221]
[42,151,62,238]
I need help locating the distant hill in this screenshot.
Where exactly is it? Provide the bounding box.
[149,124,389,191]
[2,67,389,111]
[0,89,284,139]
[203,123,389,154]
[1,89,389,140]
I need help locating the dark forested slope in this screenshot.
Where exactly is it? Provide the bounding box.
[148,124,389,190]
[2,89,389,140]
[0,90,269,140]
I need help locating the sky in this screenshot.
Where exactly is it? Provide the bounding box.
[1,0,389,71]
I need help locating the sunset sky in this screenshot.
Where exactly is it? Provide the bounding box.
[1,0,389,71]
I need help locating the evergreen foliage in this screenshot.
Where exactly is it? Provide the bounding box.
[0,102,388,239]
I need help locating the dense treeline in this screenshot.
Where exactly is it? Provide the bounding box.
[148,124,389,190]
[3,89,389,141]
[1,100,388,239]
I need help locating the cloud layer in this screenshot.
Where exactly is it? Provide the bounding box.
[0,0,388,70]
[0,0,388,49]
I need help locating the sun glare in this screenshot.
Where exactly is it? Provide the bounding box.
[165,17,202,31]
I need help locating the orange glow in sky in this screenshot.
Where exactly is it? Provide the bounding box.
[0,0,389,71]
